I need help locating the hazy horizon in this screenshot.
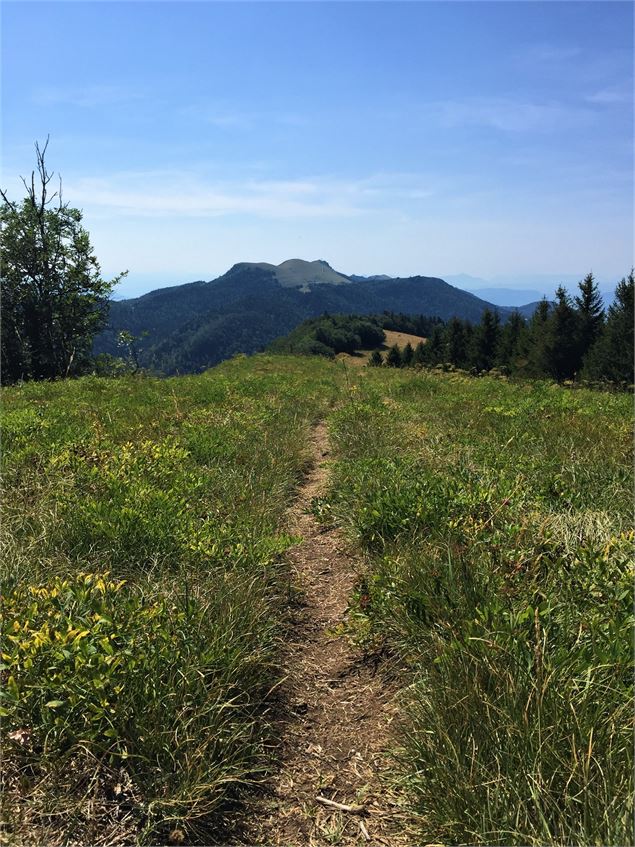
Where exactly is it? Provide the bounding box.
[108,265,622,302]
[3,1,633,299]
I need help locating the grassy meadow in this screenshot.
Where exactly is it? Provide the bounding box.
[1,355,633,845]
[323,368,633,846]
[1,356,342,843]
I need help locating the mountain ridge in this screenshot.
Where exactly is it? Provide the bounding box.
[96,259,541,374]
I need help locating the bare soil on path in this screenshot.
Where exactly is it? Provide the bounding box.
[241,422,415,846]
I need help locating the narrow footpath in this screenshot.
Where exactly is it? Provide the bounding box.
[243,422,414,846]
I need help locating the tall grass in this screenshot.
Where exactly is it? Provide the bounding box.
[325,370,633,845]
[1,355,341,843]
[3,357,631,844]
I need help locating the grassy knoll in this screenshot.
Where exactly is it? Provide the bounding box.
[1,355,341,844]
[322,369,633,846]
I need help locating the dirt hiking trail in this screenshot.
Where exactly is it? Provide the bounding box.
[242,422,415,846]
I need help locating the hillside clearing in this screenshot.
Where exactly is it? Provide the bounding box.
[336,330,427,366]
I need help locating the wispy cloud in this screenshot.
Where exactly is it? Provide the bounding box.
[586,87,632,105]
[516,43,583,65]
[180,102,310,131]
[65,170,436,220]
[433,97,595,133]
[33,84,143,108]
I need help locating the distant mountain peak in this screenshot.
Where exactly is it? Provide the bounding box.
[226,258,350,289]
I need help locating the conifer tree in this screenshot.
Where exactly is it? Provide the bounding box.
[368,349,383,367]
[385,344,403,368]
[525,298,551,376]
[446,317,468,367]
[582,271,634,384]
[497,310,526,371]
[412,341,426,366]
[401,342,414,367]
[548,286,580,380]
[471,309,500,371]
[575,272,605,365]
[423,325,444,366]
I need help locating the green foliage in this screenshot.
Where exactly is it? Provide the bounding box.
[269,314,385,357]
[385,344,402,368]
[1,355,341,842]
[0,140,125,384]
[2,570,279,776]
[324,368,634,846]
[582,271,634,385]
[378,273,631,387]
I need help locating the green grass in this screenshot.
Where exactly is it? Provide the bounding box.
[1,355,342,843]
[2,357,632,845]
[323,369,633,846]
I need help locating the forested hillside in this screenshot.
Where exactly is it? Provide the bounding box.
[268,271,634,386]
[94,261,536,374]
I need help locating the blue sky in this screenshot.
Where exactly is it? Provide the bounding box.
[2,1,633,298]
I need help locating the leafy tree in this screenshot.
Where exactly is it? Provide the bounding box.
[385,344,403,368]
[116,330,149,374]
[1,140,125,383]
[368,349,383,367]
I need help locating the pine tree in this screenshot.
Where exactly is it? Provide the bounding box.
[445,317,468,367]
[423,326,444,366]
[471,309,500,371]
[385,344,403,368]
[582,271,634,384]
[575,272,605,366]
[401,342,414,367]
[525,298,551,376]
[548,286,580,381]
[497,310,526,371]
[412,341,426,366]
[368,349,383,367]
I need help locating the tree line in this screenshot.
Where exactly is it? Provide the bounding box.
[2,144,632,388]
[371,273,634,386]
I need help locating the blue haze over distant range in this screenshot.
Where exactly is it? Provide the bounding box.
[3,2,633,299]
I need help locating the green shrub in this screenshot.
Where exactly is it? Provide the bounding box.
[1,568,281,833]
